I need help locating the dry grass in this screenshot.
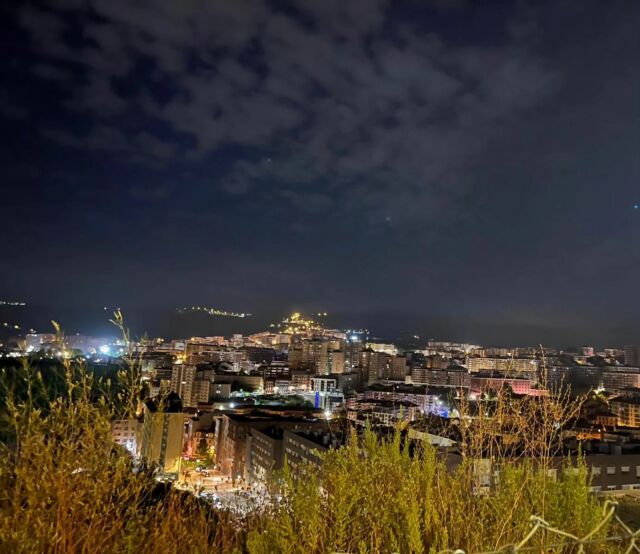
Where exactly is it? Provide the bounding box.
[0,341,613,553]
[247,427,609,553]
[0,359,247,553]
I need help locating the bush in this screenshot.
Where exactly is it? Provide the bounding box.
[246,427,608,553]
[0,360,245,553]
[0,353,614,553]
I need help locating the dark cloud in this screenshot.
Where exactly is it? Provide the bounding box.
[1,0,639,344]
[14,0,558,221]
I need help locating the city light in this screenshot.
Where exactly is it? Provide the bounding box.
[177,306,251,318]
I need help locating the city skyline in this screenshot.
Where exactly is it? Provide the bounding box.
[1,1,639,345]
[3,304,640,351]
[2,298,640,347]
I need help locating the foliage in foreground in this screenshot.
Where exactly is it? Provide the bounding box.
[0,362,246,553]
[248,430,608,553]
[0,357,614,553]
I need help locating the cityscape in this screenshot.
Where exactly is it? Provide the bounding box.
[4,314,640,504]
[1,0,639,551]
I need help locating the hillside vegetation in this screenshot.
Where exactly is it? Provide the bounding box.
[0,356,616,553]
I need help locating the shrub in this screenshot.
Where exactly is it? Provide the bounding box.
[0,343,615,553]
[0,359,245,553]
[246,427,608,553]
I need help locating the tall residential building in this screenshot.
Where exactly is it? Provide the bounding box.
[262,363,291,379]
[624,346,640,367]
[215,412,327,479]
[469,374,547,396]
[288,345,303,369]
[361,350,391,384]
[411,367,470,388]
[301,339,330,374]
[137,393,185,475]
[170,364,196,407]
[345,339,364,371]
[384,355,407,381]
[190,366,215,405]
[466,357,539,374]
[191,378,211,405]
[425,354,448,369]
[111,419,139,456]
[610,397,640,428]
[329,350,345,374]
[601,369,640,394]
[247,426,344,483]
[336,372,361,393]
[282,429,332,479]
[246,427,284,482]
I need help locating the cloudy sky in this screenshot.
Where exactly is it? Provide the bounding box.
[1,0,639,345]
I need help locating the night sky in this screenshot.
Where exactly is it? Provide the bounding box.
[1,1,639,345]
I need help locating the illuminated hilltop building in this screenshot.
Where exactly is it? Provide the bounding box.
[277,312,326,335]
[272,312,347,341]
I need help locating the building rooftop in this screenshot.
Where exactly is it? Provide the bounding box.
[253,426,285,440]
[285,428,344,449]
[221,408,322,423]
[352,399,417,409]
[472,372,532,380]
[367,383,455,395]
[611,395,640,406]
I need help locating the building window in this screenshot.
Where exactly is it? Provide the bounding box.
[606,467,616,475]
[592,466,601,476]
[622,466,630,473]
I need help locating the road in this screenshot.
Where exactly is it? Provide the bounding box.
[175,469,271,514]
